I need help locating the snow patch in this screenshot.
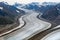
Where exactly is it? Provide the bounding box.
[0,7,3,10]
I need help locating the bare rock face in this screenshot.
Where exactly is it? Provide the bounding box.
[0,9,14,25]
[41,5,60,26]
[0,2,25,25]
[41,6,59,22]
[0,2,25,36]
[0,17,14,25]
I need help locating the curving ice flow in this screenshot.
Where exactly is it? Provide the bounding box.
[0,15,25,36]
[3,11,51,40]
[41,25,60,40]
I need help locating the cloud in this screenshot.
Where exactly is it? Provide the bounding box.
[0,0,60,5]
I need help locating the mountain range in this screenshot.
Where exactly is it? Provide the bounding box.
[1,2,60,25]
[0,2,25,25]
[13,2,60,25]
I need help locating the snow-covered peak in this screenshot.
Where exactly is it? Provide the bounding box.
[42,2,57,5]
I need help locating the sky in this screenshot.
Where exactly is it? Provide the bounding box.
[0,0,60,5]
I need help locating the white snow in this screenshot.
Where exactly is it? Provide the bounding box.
[16,10,20,13]
[41,25,60,40]
[0,7,3,10]
[0,0,60,5]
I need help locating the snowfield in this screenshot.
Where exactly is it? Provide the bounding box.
[41,25,60,40]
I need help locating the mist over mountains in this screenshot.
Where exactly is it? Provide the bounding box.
[14,2,57,13]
